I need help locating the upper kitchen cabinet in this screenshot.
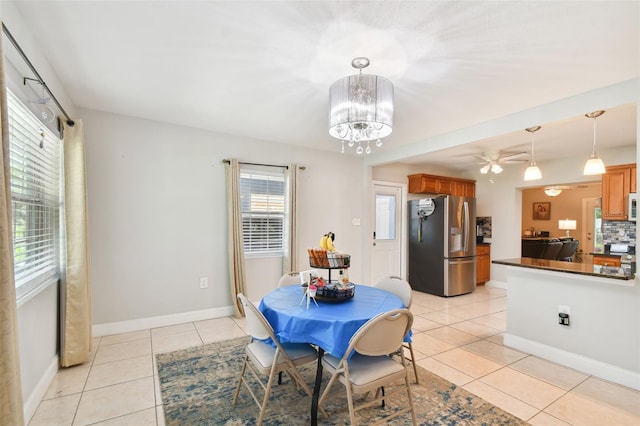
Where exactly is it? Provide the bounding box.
[602,163,635,220]
[408,174,476,197]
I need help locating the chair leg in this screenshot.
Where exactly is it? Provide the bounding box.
[318,371,341,419]
[257,362,279,426]
[232,356,249,405]
[407,342,419,384]
[344,381,357,425]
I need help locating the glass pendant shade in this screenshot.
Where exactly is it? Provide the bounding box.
[524,163,542,181]
[524,126,542,181]
[491,163,503,174]
[329,58,394,154]
[583,110,606,175]
[480,164,490,174]
[584,155,606,175]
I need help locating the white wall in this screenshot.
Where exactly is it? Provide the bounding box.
[81,108,366,327]
[504,267,640,389]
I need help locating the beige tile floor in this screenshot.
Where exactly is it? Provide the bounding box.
[29,286,640,425]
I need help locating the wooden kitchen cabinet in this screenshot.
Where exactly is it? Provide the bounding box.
[476,244,491,285]
[408,174,475,197]
[601,164,634,220]
[631,165,636,193]
[592,255,621,267]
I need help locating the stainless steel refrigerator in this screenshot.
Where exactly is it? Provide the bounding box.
[408,196,476,297]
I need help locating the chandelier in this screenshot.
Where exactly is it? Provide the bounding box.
[329,57,394,154]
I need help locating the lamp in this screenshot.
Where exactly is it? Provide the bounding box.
[583,110,606,175]
[524,126,542,181]
[558,219,577,237]
[329,57,394,155]
[480,162,503,174]
[544,187,562,197]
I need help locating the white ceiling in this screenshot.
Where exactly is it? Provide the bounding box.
[7,1,639,169]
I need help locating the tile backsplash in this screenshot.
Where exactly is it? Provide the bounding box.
[603,221,637,246]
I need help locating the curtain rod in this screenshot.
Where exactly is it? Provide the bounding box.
[222,159,306,170]
[2,23,75,127]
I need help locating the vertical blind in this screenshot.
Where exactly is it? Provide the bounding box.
[7,89,62,300]
[240,169,285,254]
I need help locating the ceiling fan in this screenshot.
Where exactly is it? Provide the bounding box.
[474,151,529,174]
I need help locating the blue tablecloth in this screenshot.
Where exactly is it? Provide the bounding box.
[259,284,405,358]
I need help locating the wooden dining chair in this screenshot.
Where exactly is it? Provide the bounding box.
[233,293,320,425]
[373,276,420,383]
[318,308,417,426]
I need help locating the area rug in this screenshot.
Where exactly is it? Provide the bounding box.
[156,337,528,425]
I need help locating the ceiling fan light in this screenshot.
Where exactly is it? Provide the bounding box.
[545,188,562,197]
[491,163,503,174]
[524,163,542,181]
[584,156,606,175]
[480,164,490,174]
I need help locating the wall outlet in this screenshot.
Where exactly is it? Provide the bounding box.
[558,305,570,326]
[199,277,209,289]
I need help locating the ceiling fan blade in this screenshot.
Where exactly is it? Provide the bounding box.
[501,159,529,164]
[498,151,528,160]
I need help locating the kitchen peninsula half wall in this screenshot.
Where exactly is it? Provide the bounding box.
[495,258,639,391]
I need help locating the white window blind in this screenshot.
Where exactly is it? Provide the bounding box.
[240,168,285,255]
[8,89,62,300]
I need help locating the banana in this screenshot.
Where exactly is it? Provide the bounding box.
[320,232,336,251]
[326,236,335,251]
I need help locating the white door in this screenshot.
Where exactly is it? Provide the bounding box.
[371,183,404,284]
[581,197,602,254]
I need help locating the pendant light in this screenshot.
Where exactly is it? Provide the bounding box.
[524,126,542,181]
[583,110,606,175]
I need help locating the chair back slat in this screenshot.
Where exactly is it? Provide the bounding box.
[238,293,273,341]
[348,309,412,357]
[277,272,301,288]
[374,276,412,308]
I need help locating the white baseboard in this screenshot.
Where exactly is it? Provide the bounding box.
[92,305,236,337]
[504,333,640,391]
[485,280,507,289]
[24,355,59,424]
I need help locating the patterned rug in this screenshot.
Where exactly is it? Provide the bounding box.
[156,337,528,425]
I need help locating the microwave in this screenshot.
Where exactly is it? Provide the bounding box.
[629,193,637,222]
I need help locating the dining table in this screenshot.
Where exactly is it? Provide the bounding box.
[258,283,406,425]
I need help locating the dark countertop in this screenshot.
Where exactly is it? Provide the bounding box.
[590,250,635,258]
[492,256,635,281]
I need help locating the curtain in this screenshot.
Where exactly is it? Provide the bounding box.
[60,119,92,367]
[0,25,25,425]
[225,159,246,318]
[282,164,299,274]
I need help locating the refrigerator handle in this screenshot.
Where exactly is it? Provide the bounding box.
[463,201,469,252]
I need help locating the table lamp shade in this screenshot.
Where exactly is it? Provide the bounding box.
[558,219,577,237]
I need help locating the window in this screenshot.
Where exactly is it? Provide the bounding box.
[240,168,285,255]
[8,89,62,301]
